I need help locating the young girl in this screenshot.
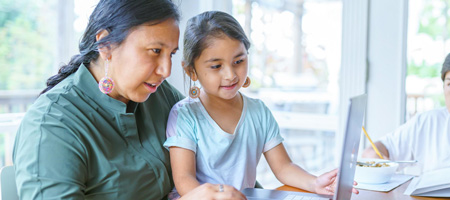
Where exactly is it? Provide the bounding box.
[164,11,357,198]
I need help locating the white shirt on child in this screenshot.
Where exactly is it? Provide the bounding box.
[164,94,283,190]
[380,107,450,175]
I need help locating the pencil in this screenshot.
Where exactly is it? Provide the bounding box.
[362,126,384,159]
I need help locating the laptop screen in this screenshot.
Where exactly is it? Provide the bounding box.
[333,94,367,200]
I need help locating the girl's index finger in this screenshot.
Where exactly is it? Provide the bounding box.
[327,168,339,180]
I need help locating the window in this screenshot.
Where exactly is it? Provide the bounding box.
[232,0,342,188]
[406,0,448,119]
[0,0,98,167]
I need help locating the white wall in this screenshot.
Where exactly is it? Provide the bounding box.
[365,0,408,142]
[338,0,369,160]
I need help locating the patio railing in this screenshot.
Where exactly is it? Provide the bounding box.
[0,90,39,166]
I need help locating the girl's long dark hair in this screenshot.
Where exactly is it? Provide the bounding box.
[41,0,180,95]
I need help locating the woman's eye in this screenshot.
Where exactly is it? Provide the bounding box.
[152,49,161,53]
[211,65,221,69]
[170,52,177,57]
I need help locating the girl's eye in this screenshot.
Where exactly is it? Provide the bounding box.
[234,59,244,65]
[211,65,221,69]
[170,51,177,57]
[152,49,161,53]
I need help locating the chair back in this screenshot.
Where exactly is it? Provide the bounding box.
[0,166,19,200]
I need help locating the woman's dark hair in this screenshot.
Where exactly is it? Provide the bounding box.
[41,0,180,95]
[182,11,250,74]
[442,53,450,81]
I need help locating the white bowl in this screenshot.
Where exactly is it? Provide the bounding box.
[354,158,399,184]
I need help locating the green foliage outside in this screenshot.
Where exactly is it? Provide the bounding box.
[0,0,57,165]
[408,0,449,78]
[408,60,441,78]
[0,0,56,90]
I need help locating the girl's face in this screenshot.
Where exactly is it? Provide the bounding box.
[444,71,450,112]
[192,36,248,100]
[107,18,179,103]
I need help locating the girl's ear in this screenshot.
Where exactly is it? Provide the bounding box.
[182,62,198,81]
[96,29,112,60]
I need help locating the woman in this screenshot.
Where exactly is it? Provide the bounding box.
[12,0,245,199]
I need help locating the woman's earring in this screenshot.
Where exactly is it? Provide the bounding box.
[98,59,114,94]
[242,77,251,88]
[189,83,200,98]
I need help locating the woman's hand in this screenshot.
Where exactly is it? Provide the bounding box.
[179,183,247,200]
[314,169,359,195]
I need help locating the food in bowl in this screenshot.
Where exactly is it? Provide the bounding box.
[357,161,390,168]
[354,158,399,184]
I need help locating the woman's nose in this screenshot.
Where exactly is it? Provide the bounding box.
[156,57,172,78]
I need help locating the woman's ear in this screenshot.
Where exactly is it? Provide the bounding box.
[96,29,112,60]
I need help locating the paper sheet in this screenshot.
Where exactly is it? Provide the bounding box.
[354,174,414,192]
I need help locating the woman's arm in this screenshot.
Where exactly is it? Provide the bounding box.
[169,147,201,196]
[13,117,86,199]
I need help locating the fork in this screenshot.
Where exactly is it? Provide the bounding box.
[357,160,417,167]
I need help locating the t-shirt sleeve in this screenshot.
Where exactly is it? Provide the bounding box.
[13,110,87,199]
[164,104,197,153]
[261,102,284,152]
[379,115,419,161]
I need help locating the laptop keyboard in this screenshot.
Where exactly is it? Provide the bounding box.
[283,194,330,200]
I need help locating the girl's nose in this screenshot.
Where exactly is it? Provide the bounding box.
[223,65,236,80]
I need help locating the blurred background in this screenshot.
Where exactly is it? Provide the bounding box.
[0,0,447,188]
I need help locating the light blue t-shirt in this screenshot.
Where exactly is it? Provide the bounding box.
[164,94,283,190]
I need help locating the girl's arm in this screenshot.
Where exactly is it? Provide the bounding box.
[179,183,246,200]
[169,147,201,196]
[265,143,358,195]
[263,143,318,192]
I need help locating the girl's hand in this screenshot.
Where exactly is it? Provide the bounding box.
[314,169,359,195]
[179,183,247,200]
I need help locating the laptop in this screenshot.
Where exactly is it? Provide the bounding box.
[243,94,367,200]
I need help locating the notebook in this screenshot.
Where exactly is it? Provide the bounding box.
[243,94,367,200]
[404,167,450,197]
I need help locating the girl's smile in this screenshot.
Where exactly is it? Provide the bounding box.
[221,81,239,90]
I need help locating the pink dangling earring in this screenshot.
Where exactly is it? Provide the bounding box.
[189,83,200,98]
[242,77,251,88]
[98,59,114,94]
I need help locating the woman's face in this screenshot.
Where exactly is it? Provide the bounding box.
[192,36,248,101]
[444,71,450,112]
[108,18,179,103]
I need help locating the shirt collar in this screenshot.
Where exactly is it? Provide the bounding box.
[73,63,138,114]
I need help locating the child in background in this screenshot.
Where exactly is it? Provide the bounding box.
[164,11,358,198]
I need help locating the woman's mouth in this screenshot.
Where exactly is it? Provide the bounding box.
[144,82,158,93]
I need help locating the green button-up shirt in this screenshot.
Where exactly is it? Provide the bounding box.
[13,64,183,200]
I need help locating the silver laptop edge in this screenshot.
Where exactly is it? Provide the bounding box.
[333,94,367,200]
